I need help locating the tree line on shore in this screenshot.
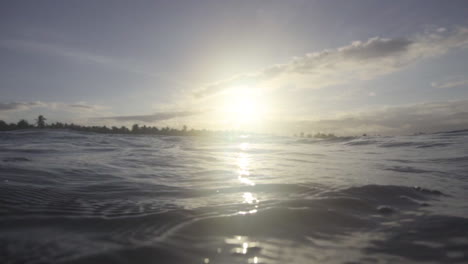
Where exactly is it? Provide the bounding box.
[0,115,211,136]
[0,115,343,138]
[294,131,338,139]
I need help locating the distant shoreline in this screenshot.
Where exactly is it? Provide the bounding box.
[2,116,467,137]
[0,116,253,137]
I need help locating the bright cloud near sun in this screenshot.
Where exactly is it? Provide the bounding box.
[195,27,468,98]
[185,26,468,134]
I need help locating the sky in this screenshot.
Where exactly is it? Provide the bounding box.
[1,0,468,135]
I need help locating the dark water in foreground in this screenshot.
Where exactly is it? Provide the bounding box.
[1,129,468,264]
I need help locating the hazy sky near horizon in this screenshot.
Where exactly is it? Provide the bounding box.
[1,0,468,135]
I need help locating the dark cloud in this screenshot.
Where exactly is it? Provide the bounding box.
[0,102,23,111]
[0,102,44,112]
[0,101,103,116]
[339,37,412,60]
[98,111,199,123]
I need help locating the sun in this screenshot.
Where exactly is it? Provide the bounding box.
[221,86,266,126]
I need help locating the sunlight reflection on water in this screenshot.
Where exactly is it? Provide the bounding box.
[231,142,261,262]
[237,151,255,186]
[225,235,261,262]
[237,142,258,216]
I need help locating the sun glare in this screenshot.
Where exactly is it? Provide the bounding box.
[222,86,266,126]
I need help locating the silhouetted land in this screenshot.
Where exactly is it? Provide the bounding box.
[294,131,338,139]
[0,115,342,138]
[0,116,212,136]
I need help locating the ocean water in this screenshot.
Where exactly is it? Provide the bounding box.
[1,129,468,264]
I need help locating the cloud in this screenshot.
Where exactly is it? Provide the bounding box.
[291,100,468,135]
[97,111,200,123]
[0,39,190,89]
[1,39,113,66]
[0,101,46,112]
[196,26,468,97]
[0,101,103,113]
[68,104,97,110]
[431,76,468,88]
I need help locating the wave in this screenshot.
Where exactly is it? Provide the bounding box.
[415,142,452,148]
[2,157,31,162]
[345,139,378,146]
[429,156,468,163]
[62,185,454,263]
[383,165,432,174]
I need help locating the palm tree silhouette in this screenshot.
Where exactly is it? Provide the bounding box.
[36,115,46,128]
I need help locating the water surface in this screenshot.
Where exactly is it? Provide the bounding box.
[1,129,467,263]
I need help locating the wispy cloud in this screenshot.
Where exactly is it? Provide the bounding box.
[290,100,468,135]
[195,26,468,97]
[1,39,113,66]
[0,39,191,89]
[431,76,468,88]
[68,104,97,110]
[0,101,103,113]
[97,111,200,123]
